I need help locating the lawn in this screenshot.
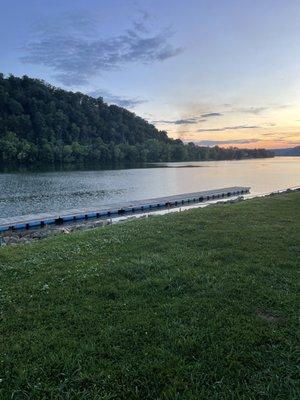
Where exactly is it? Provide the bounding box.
[1,192,299,399]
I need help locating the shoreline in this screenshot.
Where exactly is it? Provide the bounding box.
[1,187,299,246]
[0,155,277,174]
[2,155,298,174]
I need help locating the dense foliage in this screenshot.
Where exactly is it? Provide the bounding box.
[0,74,273,165]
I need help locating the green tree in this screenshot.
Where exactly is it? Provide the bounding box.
[0,73,274,167]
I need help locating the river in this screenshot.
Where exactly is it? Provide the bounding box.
[0,157,299,218]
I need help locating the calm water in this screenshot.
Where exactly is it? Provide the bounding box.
[0,157,299,219]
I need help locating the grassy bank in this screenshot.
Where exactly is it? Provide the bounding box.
[1,193,299,399]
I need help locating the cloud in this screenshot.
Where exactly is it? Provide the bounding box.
[21,13,183,86]
[231,104,292,115]
[236,107,268,115]
[195,139,261,146]
[133,21,149,33]
[88,89,146,108]
[153,117,200,125]
[153,111,223,125]
[154,115,216,125]
[197,125,260,133]
[201,112,223,118]
[261,132,279,137]
[171,118,199,125]
[275,104,292,109]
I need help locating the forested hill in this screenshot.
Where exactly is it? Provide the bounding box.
[0,74,273,166]
[273,146,300,156]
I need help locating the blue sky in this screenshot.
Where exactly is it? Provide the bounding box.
[1,0,300,148]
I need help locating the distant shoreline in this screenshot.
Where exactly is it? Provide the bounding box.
[0,155,278,174]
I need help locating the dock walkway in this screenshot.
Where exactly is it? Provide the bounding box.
[0,186,250,232]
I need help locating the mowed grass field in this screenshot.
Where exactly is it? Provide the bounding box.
[1,192,299,399]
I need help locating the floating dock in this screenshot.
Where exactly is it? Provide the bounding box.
[0,186,250,232]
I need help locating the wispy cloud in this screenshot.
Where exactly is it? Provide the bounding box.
[21,12,183,86]
[201,112,223,118]
[153,112,222,125]
[133,20,150,34]
[235,107,268,115]
[261,133,277,137]
[195,139,261,146]
[230,104,292,115]
[88,89,146,108]
[197,125,260,133]
[275,104,292,109]
[153,117,201,125]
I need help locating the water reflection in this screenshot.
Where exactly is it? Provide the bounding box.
[0,157,299,218]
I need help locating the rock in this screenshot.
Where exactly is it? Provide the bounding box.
[1,220,110,246]
[20,230,35,237]
[4,236,19,244]
[49,227,68,235]
[19,237,30,244]
[93,220,104,227]
[30,230,54,239]
[93,219,111,227]
[60,227,70,234]
[72,224,88,231]
[229,196,244,204]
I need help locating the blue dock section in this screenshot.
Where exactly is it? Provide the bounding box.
[0,186,250,232]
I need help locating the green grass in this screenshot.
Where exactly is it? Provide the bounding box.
[1,193,299,400]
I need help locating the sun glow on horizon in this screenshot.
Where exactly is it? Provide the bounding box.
[150,104,300,149]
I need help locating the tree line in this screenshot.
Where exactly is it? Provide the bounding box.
[0,74,274,166]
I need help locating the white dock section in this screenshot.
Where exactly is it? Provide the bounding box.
[0,186,250,232]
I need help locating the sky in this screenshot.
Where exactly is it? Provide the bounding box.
[1,0,300,149]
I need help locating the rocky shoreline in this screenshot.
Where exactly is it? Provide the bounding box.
[1,188,299,246]
[0,218,113,246]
